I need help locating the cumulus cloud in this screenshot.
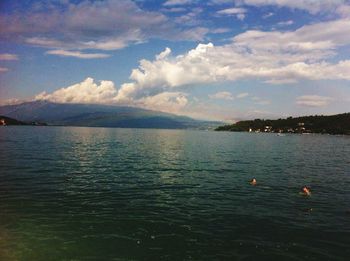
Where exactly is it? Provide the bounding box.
[231,19,350,61]
[19,15,350,117]
[113,18,350,103]
[0,0,208,54]
[161,7,187,13]
[114,43,217,103]
[234,0,346,14]
[211,28,231,34]
[33,77,188,114]
[0,53,18,60]
[35,78,118,104]
[138,92,188,113]
[173,7,204,26]
[46,50,110,59]
[209,91,235,100]
[296,95,333,107]
[217,7,247,20]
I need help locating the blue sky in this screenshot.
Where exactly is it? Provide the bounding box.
[0,0,350,121]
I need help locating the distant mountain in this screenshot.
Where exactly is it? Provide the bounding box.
[0,101,219,129]
[215,113,350,135]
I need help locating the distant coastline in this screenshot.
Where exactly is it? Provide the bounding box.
[215,113,350,135]
[0,115,47,126]
[3,112,350,135]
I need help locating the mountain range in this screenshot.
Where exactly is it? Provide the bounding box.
[0,101,219,129]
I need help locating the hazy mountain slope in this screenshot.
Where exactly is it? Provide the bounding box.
[0,101,219,129]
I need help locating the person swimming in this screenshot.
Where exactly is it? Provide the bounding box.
[301,186,311,196]
[250,178,257,186]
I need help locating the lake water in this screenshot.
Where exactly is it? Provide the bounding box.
[0,126,349,260]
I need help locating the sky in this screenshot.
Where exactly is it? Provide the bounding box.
[0,0,350,121]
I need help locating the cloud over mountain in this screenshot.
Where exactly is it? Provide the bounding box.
[33,77,188,114]
[35,78,118,104]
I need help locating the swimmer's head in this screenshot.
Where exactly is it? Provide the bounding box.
[250,178,257,185]
[301,186,311,195]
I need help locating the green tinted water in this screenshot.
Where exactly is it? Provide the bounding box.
[0,127,349,260]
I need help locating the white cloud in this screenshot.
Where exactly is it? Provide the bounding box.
[237,92,249,98]
[296,95,333,107]
[235,0,346,14]
[0,0,209,53]
[114,18,350,103]
[138,92,188,113]
[35,78,118,104]
[209,91,235,100]
[33,77,188,114]
[232,19,350,56]
[0,67,8,72]
[211,28,231,34]
[277,20,294,26]
[114,43,217,103]
[156,47,172,60]
[262,12,274,19]
[163,0,194,6]
[217,7,247,20]
[0,53,18,60]
[46,50,110,59]
[161,7,187,12]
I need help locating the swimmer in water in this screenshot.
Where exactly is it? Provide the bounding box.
[250,178,257,186]
[301,186,311,196]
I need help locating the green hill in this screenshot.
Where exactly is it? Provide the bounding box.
[216,113,350,135]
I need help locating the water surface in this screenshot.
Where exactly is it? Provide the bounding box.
[0,127,349,260]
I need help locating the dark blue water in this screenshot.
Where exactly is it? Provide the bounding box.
[0,127,349,260]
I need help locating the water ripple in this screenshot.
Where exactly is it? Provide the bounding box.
[1,127,350,260]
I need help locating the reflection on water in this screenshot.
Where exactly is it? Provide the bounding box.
[0,226,16,261]
[0,126,350,260]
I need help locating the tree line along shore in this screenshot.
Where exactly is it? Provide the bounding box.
[215,113,350,135]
